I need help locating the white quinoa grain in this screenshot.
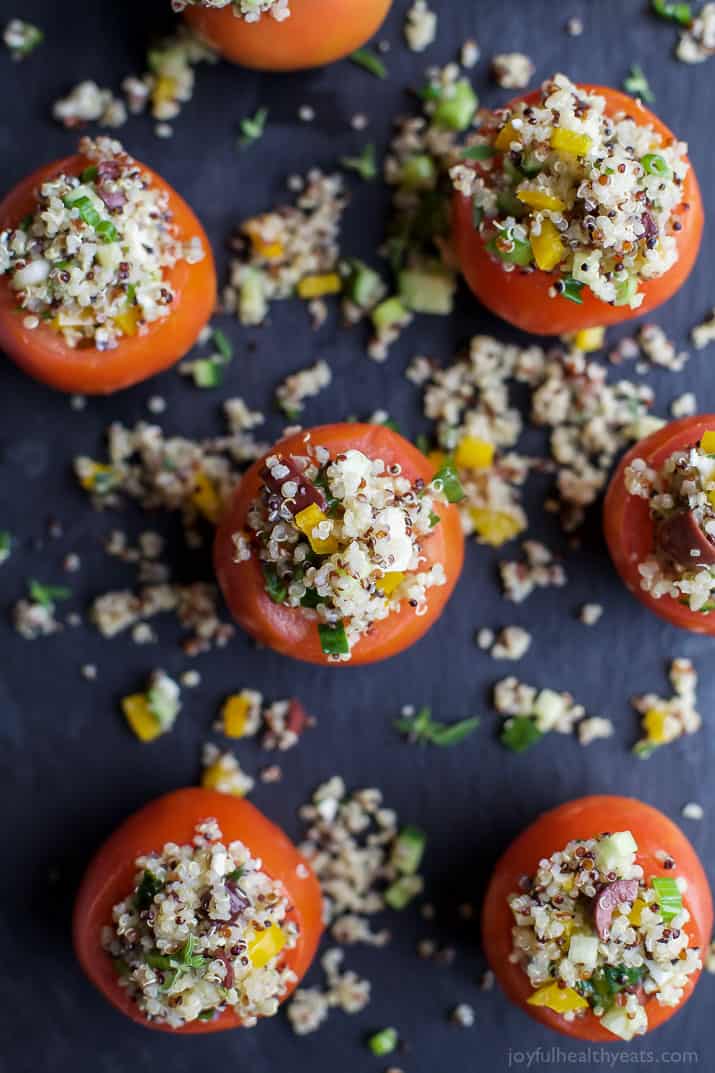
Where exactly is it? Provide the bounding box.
[682,802,704,821]
[579,603,603,625]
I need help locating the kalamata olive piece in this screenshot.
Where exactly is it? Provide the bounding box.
[594,879,640,939]
[656,511,715,567]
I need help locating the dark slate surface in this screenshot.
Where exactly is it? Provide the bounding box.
[1,2,714,1071]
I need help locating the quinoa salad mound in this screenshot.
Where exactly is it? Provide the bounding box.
[102,818,298,1028]
[450,73,691,309]
[624,429,715,612]
[237,435,458,661]
[0,136,205,350]
[509,830,702,1041]
[171,0,291,21]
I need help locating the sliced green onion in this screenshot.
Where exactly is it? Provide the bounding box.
[318,621,349,656]
[427,716,480,745]
[651,876,683,921]
[432,459,465,503]
[349,48,387,79]
[0,530,12,564]
[62,194,118,243]
[641,152,672,178]
[651,0,692,25]
[462,144,496,161]
[80,165,99,183]
[384,875,422,910]
[432,79,478,132]
[500,716,543,753]
[624,64,655,104]
[212,327,233,362]
[367,1027,399,1056]
[263,565,288,605]
[486,232,533,268]
[340,142,378,182]
[225,867,245,882]
[238,106,269,148]
[559,277,585,304]
[192,359,223,388]
[95,219,120,243]
[29,579,71,609]
[391,825,426,875]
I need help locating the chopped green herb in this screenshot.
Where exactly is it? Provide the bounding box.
[134,869,164,910]
[0,530,12,564]
[651,876,683,921]
[462,144,496,161]
[367,1027,399,1056]
[318,621,350,656]
[212,328,233,362]
[225,867,245,883]
[263,564,288,604]
[500,716,543,753]
[19,213,34,231]
[80,165,99,183]
[125,282,137,304]
[641,152,672,178]
[559,277,585,304]
[415,433,431,456]
[651,0,692,25]
[112,958,131,977]
[300,588,322,608]
[238,107,269,148]
[432,459,465,503]
[428,510,441,528]
[349,48,387,79]
[577,964,646,1010]
[29,579,71,609]
[197,1008,217,1022]
[623,64,655,104]
[178,934,206,969]
[394,706,480,747]
[340,142,378,181]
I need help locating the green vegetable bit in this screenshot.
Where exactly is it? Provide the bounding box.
[367,1027,399,1056]
[80,165,99,183]
[432,79,478,132]
[341,258,385,309]
[340,142,378,181]
[624,64,655,104]
[559,277,585,304]
[384,875,423,910]
[394,705,480,747]
[399,153,437,190]
[500,716,543,753]
[0,530,12,564]
[391,825,426,875]
[8,21,44,59]
[63,193,118,243]
[651,875,683,921]
[134,869,164,910]
[641,152,672,178]
[192,358,224,388]
[372,296,408,333]
[318,621,350,656]
[29,579,71,609]
[432,459,465,504]
[212,327,233,362]
[486,231,533,268]
[462,144,496,161]
[577,964,646,1010]
[238,107,269,148]
[651,0,692,25]
[350,48,387,79]
[263,564,288,605]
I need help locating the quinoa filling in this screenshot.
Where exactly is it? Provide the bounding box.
[236,440,457,660]
[102,819,298,1028]
[450,73,690,309]
[0,136,205,350]
[509,830,701,1041]
[171,0,292,21]
[625,431,715,611]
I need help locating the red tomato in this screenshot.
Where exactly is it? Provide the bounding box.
[184,0,392,70]
[604,414,715,634]
[453,86,703,335]
[214,423,465,666]
[482,795,713,1040]
[73,787,323,1033]
[0,155,216,394]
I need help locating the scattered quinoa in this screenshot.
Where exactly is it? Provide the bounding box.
[565,16,584,36]
[490,52,535,89]
[508,829,701,1040]
[218,689,312,750]
[201,744,255,797]
[460,38,480,68]
[489,625,532,660]
[450,1002,475,1027]
[3,18,43,60]
[637,324,688,372]
[631,659,701,757]
[682,802,704,821]
[451,74,691,311]
[275,359,332,417]
[52,82,127,128]
[494,677,612,750]
[404,1,438,53]
[122,28,217,126]
[499,542,567,603]
[287,947,370,1035]
[691,308,715,349]
[101,818,298,1027]
[171,0,291,21]
[0,137,205,351]
[670,392,696,418]
[579,602,604,625]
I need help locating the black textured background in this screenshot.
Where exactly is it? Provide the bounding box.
[1,2,714,1071]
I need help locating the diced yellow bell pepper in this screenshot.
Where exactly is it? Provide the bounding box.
[629,898,647,927]
[530,219,565,272]
[643,708,668,745]
[247,923,287,969]
[152,75,177,107]
[470,508,524,547]
[550,128,592,157]
[571,326,605,353]
[295,503,338,555]
[527,982,588,1014]
[517,189,566,213]
[455,436,495,470]
[79,461,115,492]
[296,273,342,300]
[122,694,162,742]
[700,430,715,454]
[113,307,139,337]
[378,571,405,597]
[495,122,520,152]
[191,471,222,525]
[244,220,284,261]
[222,694,251,739]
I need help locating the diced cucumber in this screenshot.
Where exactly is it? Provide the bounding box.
[192,359,223,388]
[391,825,426,876]
[532,689,565,732]
[568,934,599,970]
[594,831,638,875]
[371,296,408,333]
[342,258,385,309]
[147,672,181,730]
[239,268,268,325]
[600,1006,641,1041]
[384,874,423,910]
[614,275,639,307]
[398,265,455,315]
[433,79,478,132]
[400,153,437,191]
[486,233,532,267]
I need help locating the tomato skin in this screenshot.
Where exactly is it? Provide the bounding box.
[184,0,392,70]
[0,155,216,395]
[453,86,703,335]
[604,415,715,634]
[73,787,323,1033]
[482,795,713,1041]
[213,423,465,666]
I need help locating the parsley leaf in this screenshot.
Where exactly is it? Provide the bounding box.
[651,0,692,25]
[350,48,387,79]
[340,143,378,182]
[29,579,71,609]
[624,64,655,104]
[500,716,543,753]
[238,107,269,149]
[394,706,480,747]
